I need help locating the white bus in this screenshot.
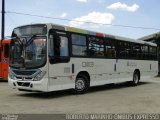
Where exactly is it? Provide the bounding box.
[8,23,158,93]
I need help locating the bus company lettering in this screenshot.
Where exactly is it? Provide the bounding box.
[82,62,94,67]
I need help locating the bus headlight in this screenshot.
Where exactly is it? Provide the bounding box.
[9,74,16,80]
[9,70,16,80]
[34,71,46,81]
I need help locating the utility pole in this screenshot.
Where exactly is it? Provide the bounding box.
[1,0,5,41]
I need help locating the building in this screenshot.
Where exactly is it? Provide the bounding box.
[139,32,160,74]
[138,32,160,43]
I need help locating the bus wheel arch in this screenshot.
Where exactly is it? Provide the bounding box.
[75,71,90,94]
[132,69,140,86]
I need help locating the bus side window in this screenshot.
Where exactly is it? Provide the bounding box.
[4,44,9,58]
[125,42,132,59]
[54,35,69,63]
[49,30,69,63]
[54,35,69,57]
[59,36,69,57]
[149,46,157,60]
[132,43,141,59]
[88,37,104,57]
[141,45,149,60]
[105,39,116,58]
[72,34,87,56]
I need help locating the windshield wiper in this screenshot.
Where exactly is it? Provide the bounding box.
[25,35,45,47]
[25,35,37,47]
[12,35,36,46]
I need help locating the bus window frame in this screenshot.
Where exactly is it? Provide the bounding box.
[48,29,70,64]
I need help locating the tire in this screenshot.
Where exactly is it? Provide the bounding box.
[75,74,89,94]
[131,71,139,86]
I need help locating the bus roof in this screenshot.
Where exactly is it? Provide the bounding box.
[65,25,157,47]
[13,23,157,47]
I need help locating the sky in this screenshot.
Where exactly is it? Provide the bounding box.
[0,0,160,39]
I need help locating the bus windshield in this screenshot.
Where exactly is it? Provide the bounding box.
[10,36,47,69]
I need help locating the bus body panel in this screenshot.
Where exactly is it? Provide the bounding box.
[8,56,158,92]
[47,58,158,92]
[48,61,74,91]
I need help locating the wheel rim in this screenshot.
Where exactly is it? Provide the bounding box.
[75,79,85,91]
[134,74,139,84]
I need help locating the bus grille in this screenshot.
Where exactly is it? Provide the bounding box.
[16,76,33,81]
[13,70,36,76]
[17,82,30,87]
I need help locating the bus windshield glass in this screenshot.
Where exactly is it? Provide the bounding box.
[10,36,47,69]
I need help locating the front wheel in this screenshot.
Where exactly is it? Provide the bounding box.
[75,75,89,94]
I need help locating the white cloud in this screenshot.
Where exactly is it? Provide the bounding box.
[77,0,88,3]
[69,12,114,28]
[60,12,67,18]
[98,0,105,4]
[47,12,52,16]
[107,2,139,12]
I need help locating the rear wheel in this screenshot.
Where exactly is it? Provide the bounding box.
[75,74,89,94]
[132,71,139,86]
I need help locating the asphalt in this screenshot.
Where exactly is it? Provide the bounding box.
[0,77,160,114]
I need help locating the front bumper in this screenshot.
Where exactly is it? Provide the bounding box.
[8,78,48,92]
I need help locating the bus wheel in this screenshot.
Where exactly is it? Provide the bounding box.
[132,71,139,86]
[75,74,89,94]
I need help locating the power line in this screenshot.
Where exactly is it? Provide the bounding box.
[6,11,160,31]
[6,13,18,25]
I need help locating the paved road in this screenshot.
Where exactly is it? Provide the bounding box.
[0,78,160,114]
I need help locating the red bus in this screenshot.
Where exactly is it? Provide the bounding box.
[0,39,10,80]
